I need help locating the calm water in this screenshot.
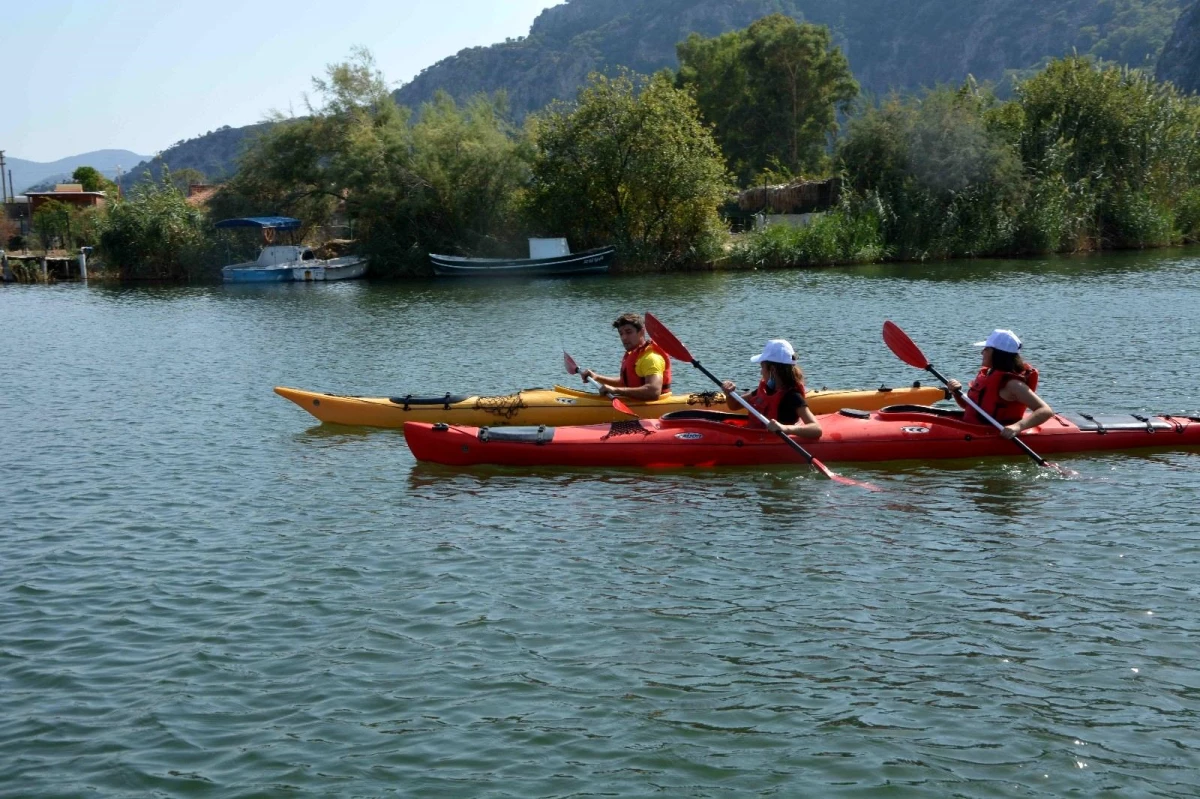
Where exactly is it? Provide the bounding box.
[3,250,1200,797]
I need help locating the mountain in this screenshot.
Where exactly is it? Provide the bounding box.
[6,149,148,194]
[100,0,1190,190]
[117,123,273,192]
[1157,1,1200,93]
[395,0,1190,117]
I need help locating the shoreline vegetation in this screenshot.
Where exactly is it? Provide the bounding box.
[13,15,1200,283]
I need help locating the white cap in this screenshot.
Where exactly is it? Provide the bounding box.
[750,339,797,365]
[973,329,1022,353]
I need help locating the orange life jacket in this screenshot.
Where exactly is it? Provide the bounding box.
[964,365,1039,425]
[620,340,672,392]
[746,379,807,429]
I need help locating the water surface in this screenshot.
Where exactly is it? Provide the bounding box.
[2,249,1199,797]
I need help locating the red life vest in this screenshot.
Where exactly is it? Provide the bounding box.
[746,379,806,429]
[963,365,1039,425]
[620,340,672,392]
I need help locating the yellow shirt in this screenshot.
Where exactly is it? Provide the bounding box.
[635,350,666,379]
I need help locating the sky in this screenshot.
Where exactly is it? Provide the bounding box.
[5,0,564,163]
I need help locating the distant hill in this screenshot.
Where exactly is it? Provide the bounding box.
[395,0,1190,117]
[117,123,274,192]
[1158,1,1200,93]
[6,149,148,194]
[100,0,1190,189]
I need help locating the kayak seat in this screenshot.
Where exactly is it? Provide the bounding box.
[390,393,470,409]
[1062,413,1174,433]
[880,404,964,417]
[478,425,554,444]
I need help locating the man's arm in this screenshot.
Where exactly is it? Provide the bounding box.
[606,372,663,401]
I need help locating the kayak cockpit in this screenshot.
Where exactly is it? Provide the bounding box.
[660,409,749,425]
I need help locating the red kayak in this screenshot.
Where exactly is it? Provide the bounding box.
[405,405,1200,468]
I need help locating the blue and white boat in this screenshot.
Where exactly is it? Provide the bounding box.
[216,217,367,283]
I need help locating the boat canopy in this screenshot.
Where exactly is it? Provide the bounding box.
[214,216,302,231]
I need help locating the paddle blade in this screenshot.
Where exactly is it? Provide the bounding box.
[1047,461,1080,479]
[811,456,881,491]
[611,398,639,418]
[882,321,931,370]
[563,350,580,376]
[644,312,694,363]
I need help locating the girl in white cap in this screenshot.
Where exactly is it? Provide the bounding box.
[947,329,1055,438]
[721,339,822,438]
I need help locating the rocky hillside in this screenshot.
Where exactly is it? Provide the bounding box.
[395,0,1189,116]
[118,123,272,192]
[1157,1,1200,93]
[123,0,1189,188]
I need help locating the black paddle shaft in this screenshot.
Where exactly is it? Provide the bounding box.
[690,358,722,387]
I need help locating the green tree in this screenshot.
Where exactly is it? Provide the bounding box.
[99,169,213,280]
[526,70,731,268]
[837,83,1025,259]
[405,91,532,256]
[1011,56,1200,247]
[32,200,73,251]
[168,168,208,193]
[217,48,530,273]
[677,14,858,184]
[71,166,118,194]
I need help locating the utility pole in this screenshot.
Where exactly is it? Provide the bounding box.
[0,150,8,202]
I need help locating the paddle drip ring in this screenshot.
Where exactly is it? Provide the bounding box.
[473,393,526,420]
[601,420,650,440]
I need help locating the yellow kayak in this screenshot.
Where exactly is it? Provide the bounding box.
[274,383,948,428]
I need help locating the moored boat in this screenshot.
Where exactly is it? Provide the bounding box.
[274,383,949,428]
[430,238,614,277]
[290,255,368,282]
[404,405,1200,468]
[217,217,367,283]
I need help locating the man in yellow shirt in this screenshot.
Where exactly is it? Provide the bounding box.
[581,313,672,401]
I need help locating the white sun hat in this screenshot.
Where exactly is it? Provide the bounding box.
[750,339,797,364]
[973,329,1022,353]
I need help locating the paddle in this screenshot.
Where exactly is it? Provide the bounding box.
[644,313,876,489]
[882,320,1075,476]
[610,397,639,418]
[564,350,638,418]
[563,350,597,387]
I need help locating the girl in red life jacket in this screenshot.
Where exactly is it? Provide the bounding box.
[720,339,822,438]
[947,328,1055,439]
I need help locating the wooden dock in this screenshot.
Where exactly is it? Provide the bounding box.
[2,251,89,282]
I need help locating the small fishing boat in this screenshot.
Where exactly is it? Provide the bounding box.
[404,405,1200,468]
[216,217,367,283]
[288,256,367,282]
[274,383,949,428]
[429,238,614,277]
